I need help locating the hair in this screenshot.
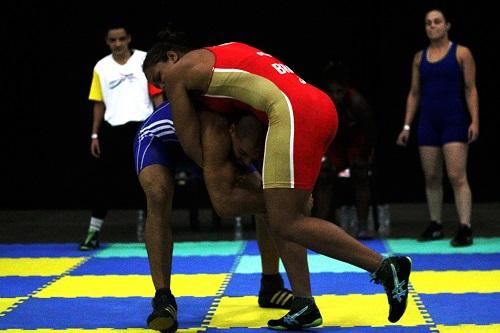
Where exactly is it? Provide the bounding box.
[425,8,449,23]
[104,20,130,36]
[321,60,351,88]
[143,25,192,71]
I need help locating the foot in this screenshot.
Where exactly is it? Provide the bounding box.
[79,230,100,251]
[371,256,412,323]
[451,224,473,247]
[268,297,322,330]
[418,221,443,241]
[258,288,293,309]
[147,291,178,332]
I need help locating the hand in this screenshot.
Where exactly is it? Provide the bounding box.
[90,138,101,158]
[468,123,479,143]
[396,129,410,146]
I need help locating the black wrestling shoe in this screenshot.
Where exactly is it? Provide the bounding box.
[268,297,322,330]
[451,225,473,247]
[258,288,293,309]
[371,256,412,323]
[147,290,178,333]
[418,221,443,241]
[79,230,100,251]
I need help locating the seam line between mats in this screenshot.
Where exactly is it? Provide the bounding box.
[200,240,246,329]
[0,255,92,317]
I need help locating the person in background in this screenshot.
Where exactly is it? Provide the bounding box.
[396,9,479,247]
[80,23,163,250]
[314,61,377,239]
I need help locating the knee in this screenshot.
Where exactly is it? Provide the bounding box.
[141,175,171,206]
[448,172,467,188]
[424,172,441,185]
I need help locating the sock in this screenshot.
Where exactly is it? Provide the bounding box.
[261,273,284,292]
[89,217,104,232]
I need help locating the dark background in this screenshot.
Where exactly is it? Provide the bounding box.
[2,0,498,208]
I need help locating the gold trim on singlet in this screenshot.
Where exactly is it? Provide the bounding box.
[206,69,296,188]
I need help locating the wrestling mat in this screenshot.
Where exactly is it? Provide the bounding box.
[1,238,499,332]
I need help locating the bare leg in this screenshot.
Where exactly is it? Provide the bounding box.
[256,213,311,297]
[264,188,382,273]
[419,146,444,223]
[443,143,472,226]
[350,160,372,237]
[139,164,175,290]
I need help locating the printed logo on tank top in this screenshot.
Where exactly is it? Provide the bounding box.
[257,51,307,84]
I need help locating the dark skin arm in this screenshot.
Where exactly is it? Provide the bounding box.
[163,49,214,167]
[200,110,266,218]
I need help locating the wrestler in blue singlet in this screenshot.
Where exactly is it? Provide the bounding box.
[133,102,200,176]
[417,42,469,146]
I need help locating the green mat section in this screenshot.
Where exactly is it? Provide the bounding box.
[95,241,245,258]
[386,237,500,254]
[234,254,367,273]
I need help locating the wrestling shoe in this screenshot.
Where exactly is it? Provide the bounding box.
[451,224,473,247]
[371,256,412,323]
[147,290,178,333]
[268,297,322,330]
[418,221,443,241]
[79,230,100,251]
[258,288,293,309]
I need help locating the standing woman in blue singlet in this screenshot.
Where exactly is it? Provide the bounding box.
[396,9,479,247]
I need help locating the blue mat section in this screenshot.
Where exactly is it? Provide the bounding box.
[225,273,381,296]
[410,253,500,271]
[0,296,213,329]
[0,244,91,258]
[241,239,387,255]
[0,276,53,297]
[420,293,500,325]
[71,256,236,275]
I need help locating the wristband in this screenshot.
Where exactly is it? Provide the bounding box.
[91,133,98,139]
[403,125,411,131]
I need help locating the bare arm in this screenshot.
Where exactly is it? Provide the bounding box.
[90,101,105,157]
[458,45,479,142]
[200,111,266,218]
[397,51,422,146]
[164,50,213,167]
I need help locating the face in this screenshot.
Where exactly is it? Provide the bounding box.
[326,82,348,104]
[144,51,180,89]
[425,10,449,41]
[145,62,171,89]
[106,28,131,56]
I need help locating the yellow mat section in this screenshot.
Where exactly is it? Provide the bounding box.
[0,258,85,276]
[34,274,227,297]
[411,270,500,294]
[209,294,425,328]
[438,324,500,333]
[0,298,26,315]
[208,296,289,328]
